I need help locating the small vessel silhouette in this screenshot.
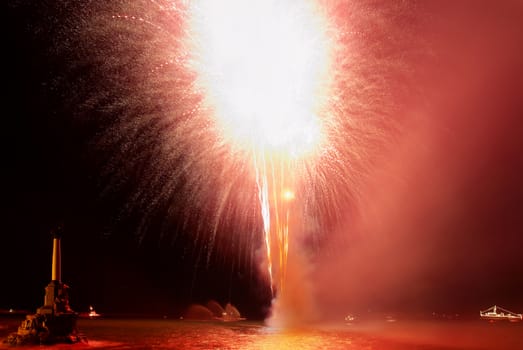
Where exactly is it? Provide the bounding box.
[480,305,522,322]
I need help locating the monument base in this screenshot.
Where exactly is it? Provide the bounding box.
[4,312,87,346]
[4,229,87,345]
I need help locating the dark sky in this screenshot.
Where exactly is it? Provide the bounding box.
[4,0,523,321]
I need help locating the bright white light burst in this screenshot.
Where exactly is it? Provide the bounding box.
[189,0,331,157]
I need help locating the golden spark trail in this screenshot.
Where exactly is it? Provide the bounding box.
[255,153,295,295]
[254,152,273,294]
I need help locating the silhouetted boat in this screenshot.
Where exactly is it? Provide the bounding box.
[480,305,522,322]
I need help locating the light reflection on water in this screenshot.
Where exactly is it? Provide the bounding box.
[79,320,366,350]
[1,318,522,349]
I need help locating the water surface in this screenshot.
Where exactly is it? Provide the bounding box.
[1,317,521,349]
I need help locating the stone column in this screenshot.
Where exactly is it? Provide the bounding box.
[51,235,61,282]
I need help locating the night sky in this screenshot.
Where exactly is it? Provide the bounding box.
[4,0,523,321]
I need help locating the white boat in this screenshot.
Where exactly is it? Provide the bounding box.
[80,305,101,319]
[480,305,522,322]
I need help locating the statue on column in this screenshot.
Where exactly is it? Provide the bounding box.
[4,224,87,345]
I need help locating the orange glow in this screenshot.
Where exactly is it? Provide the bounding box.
[282,189,295,201]
[190,0,331,157]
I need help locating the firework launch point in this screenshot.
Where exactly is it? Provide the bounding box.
[4,226,87,345]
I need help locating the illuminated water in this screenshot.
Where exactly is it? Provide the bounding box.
[1,317,522,349]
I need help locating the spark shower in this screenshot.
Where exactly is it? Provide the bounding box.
[45,0,418,324]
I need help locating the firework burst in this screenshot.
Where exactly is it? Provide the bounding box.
[42,0,430,320]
